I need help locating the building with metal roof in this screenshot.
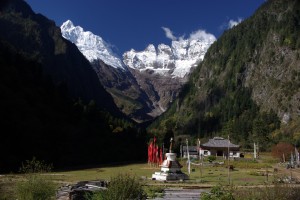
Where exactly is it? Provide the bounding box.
[200,137,240,158]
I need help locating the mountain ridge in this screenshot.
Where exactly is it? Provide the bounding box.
[0,0,129,118]
[61,20,126,70]
[61,20,215,122]
[149,0,300,149]
[123,31,216,78]
[0,0,144,171]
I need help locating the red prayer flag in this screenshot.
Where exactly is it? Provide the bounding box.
[148,141,153,163]
[159,147,163,164]
[148,142,150,163]
[155,145,159,163]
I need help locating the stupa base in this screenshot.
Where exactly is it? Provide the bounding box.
[152,172,189,181]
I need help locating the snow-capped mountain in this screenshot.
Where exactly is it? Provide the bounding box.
[60,20,126,70]
[60,20,154,122]
[123,34,216,78]
[60,20,216,122]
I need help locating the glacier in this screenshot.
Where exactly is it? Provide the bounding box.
[61,20,216,79]
[123,33,216,78]
[60,20,126,70]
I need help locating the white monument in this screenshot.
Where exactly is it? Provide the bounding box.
[152,138,189,181]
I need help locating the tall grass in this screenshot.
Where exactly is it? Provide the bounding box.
[201,185,235,200]
[88,173,146,200]
[234,183,300,200]
[202,184,300,200]
[16,157,56,200]
[16,176,56,200]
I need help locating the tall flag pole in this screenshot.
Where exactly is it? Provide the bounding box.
[169,137,173,153]
[186,139,190,175]
[180,144,182,159]
[254,142,257,160]
[198,138,203,178]
[291,151,294,168]
[256,142,259,158]
[197,138,201,159]
[228,135,230,185]
[295,146,299,167]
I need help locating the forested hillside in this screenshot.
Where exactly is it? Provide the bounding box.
[0,0,123,115]
[0,40,146,172]
[149,0,300,150]
[0,0,146,172]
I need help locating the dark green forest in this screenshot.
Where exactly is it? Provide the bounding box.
[149,0,300,151]
[0,0,148,172]
[0,41,146,172]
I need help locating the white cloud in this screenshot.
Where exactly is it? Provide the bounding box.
[228,18,243,29]
[162,27,216,43]
[189,29,216,43]
[161,27,177,40]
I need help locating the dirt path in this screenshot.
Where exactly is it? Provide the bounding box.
[152,188,209,200]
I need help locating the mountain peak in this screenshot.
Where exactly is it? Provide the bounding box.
[60,20,126,70]
[145,44,156,52]
[123,36,215,78]
[61,20,74,30]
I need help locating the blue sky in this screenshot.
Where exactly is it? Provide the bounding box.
[25,0,265,55]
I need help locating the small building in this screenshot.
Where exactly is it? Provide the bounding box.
[200,137,240,158]
[182,146,198,158]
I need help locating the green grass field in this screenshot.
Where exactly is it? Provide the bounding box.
[1,152,299,199]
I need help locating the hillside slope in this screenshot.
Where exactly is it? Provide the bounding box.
[60,20,155,122]
[0,0,122,115]
[150,0,300,149]
[0,0,145,172]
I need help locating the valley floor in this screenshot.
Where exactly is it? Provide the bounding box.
[2,153,300,199]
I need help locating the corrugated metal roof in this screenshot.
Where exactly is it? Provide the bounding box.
[201,137,239,148]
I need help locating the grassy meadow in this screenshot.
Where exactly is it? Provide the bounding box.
[1,152,300,199]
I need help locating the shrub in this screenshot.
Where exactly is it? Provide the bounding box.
[201,185,235,200]
[16,176,56,200]
[19,157,53,174]
[271,142,294,162]
[88,173,146,200]
[207,155,217,163]
[16,157,56,200]
[143,185,164,199]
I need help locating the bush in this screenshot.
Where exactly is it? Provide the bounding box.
[143,185,164,199]
[271,142,294,162]
[207,155,217,163]
[88,173,146,200]
[19,157,53,174]
[201,185,235,200]
[16,157,56,200]
[16,176,56,200]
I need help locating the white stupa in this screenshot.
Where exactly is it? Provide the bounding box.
[152,138,189,181]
